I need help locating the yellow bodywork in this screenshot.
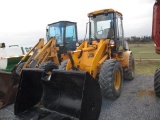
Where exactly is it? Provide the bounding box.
[31,37,60,66]
[17,37,64,75]
[88,8,122,16]
[24,37,59,66]
[66,39,131,79]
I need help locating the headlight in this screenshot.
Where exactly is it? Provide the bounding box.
[76,43,80,47]
[109,40,115,47]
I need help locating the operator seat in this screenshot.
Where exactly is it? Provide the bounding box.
[102,28,114,39]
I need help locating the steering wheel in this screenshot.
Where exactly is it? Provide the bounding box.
[55,34,60,39]
[97,29,103,35]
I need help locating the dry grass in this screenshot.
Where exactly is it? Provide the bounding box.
[135,60,160,76]
[129,43,160,59]
[128,43,160,76]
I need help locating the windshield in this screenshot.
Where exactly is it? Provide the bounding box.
[48,22,77,44]
[48,22,64,44]
[90,13,114,40]
[65,22,77,43]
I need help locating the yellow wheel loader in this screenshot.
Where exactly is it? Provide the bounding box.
[0,21,78,109]
[14,9,135,120]
[14,21,78,75]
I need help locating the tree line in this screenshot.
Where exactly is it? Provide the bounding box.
[125,36,152,44]
[78,36,153,44]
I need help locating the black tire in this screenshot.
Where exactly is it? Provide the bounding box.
[154,68,160,97]
[16,62,26,75]
[155,67,160,73]
[58,60,68,70]
[39,61,58,72]
[99,60,123,99]
[12,62,25,86]
[123,53,135,81]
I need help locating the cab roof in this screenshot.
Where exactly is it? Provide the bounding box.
[88,8,122,17]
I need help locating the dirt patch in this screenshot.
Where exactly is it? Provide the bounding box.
[136,90,155,97]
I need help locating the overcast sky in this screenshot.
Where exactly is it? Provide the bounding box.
[0,0,155,46]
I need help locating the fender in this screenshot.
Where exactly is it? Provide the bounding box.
[120,51,132,68]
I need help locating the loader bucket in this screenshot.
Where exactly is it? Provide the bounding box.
[0,56,31,109]
[0,71,18,108]
[15,69,102,120]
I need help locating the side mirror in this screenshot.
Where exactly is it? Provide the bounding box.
[121,16,123,20]
[46,26,49,41]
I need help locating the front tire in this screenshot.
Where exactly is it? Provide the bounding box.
[39,61,58,72]
[12,62,26,86]
[99,60,123,99]
[39,61,58,81]
[154,68,160,97]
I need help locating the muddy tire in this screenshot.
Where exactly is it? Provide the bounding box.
[39,61,58,72]
[154,68,160,97]
[58,60,68,70]
[99,60,123,99]
[123,53,135,81]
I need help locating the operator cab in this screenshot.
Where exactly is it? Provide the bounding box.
[88,9,129,52]
[46,21,78,54]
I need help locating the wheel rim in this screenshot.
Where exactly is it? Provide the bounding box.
[114,69,121,91]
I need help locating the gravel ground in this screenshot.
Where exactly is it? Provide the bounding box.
[0,75,160,120]
[99,75,160,120]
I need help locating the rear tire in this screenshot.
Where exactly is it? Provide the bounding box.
[123,53,135,80]
[154,68,160,97]
[99,60,123,99]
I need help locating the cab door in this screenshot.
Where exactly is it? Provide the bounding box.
[115,13,125,52]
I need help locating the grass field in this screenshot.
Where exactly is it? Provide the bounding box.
[129,43,160,59]
[128,43,160,75]
[135,60,160,75]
